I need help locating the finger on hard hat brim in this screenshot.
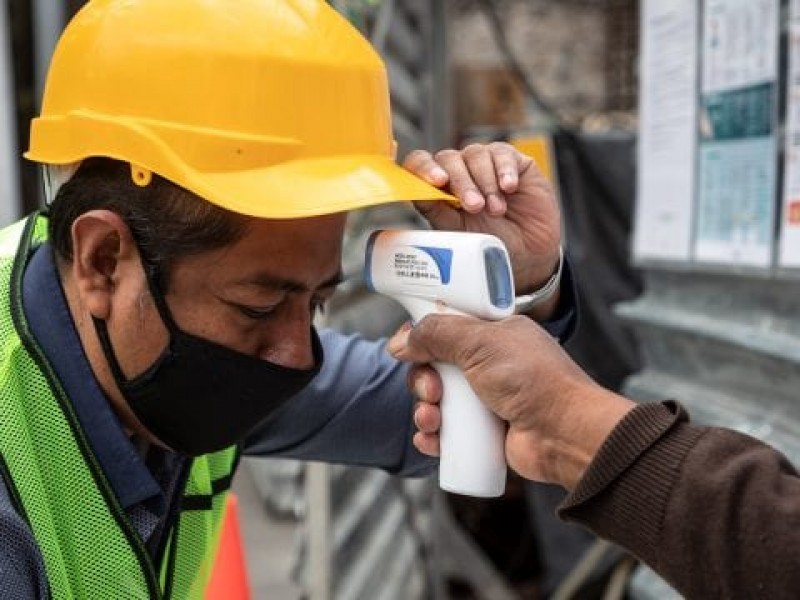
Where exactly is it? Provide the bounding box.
[192,155,458,219]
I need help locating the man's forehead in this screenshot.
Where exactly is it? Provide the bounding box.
[207,212,346,288]
[235,270,344,293]
[242,212,348,239]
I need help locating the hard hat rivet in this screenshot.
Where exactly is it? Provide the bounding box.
[130,164,152,187]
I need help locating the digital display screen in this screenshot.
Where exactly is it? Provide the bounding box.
[483,247,512,309]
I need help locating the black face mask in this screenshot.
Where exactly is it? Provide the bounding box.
[93,263,322,457]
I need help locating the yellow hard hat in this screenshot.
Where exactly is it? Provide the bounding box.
[26,0,455,218]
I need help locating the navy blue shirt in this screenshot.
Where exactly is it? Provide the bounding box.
[23,244,168,529]
[1,240,578,598]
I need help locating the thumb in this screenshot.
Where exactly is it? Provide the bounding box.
[387,314,481,365]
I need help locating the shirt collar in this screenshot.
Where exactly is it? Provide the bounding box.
[21,242,163,510]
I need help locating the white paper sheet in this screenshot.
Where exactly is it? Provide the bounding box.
[693,0,779,267]
[780,0,800,267]
[633,0,699,262]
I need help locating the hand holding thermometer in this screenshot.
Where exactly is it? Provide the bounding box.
[364,230,515,497]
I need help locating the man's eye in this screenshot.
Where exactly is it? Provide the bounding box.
[238,305,277,320]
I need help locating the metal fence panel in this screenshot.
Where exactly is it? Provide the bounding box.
[246,3,448,599]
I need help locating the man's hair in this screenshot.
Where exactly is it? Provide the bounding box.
[48,158,249,277]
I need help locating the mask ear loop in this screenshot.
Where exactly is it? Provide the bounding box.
[92,262,178,385]
[122,210,179,337]
[92,316,132,385]
[91,217,160,385]
[143,262,181,335]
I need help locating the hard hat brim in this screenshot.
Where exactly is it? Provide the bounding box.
[192,155,458,219]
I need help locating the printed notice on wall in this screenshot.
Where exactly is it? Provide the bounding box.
[694,0,779,267]
[780,0,800,267]
[633,0,699,262]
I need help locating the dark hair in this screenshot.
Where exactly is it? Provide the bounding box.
[48,158,249,278]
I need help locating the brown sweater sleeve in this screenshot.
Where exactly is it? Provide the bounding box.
[558,401,800,599]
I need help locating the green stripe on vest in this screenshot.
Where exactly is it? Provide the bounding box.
[0,214,238,599]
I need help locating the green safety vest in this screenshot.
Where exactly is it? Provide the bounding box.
[0,214,240,599]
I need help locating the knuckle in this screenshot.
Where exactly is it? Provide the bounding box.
[518,151,535,170]
[434,148,459,162]
[483,182,502,196]
[461,142,487,158]
[448,173,474,190]
[420,314,443,339]
[417,316,449,353]
[487,141,513,154]
[403,149,431,165]
[445,168,476,190]
[406,148,430,160]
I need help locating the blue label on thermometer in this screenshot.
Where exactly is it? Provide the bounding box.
[388,245,453,286]
[413,246,453,284]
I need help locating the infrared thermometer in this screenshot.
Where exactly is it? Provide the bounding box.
[364,230,515,497]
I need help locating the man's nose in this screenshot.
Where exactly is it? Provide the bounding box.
[261,307,315,370]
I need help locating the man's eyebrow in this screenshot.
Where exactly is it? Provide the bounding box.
[318,271,345,290]
[241,271,344,292]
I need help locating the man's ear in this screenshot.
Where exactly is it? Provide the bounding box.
[70,210,139,320]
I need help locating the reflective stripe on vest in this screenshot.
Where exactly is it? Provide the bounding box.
[0,213,239,599]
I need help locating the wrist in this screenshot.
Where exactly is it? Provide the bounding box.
[515,246,564,320]
[519,286,561,321]
[529,387,636,490]
[558,389,636,490]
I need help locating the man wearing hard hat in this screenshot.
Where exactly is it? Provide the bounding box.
[0,1,572,598]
